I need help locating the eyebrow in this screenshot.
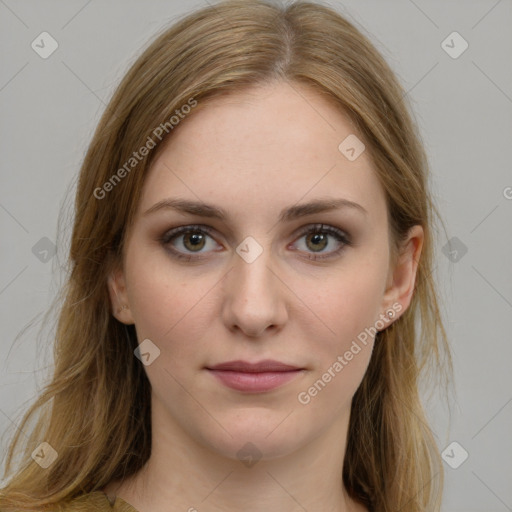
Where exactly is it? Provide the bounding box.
[143,196,368,222]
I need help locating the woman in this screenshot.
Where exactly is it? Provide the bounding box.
[0,1,451,511]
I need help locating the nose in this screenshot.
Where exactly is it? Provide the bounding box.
[221,243,289,338]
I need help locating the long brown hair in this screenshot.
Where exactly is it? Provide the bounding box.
[0,1,452,511]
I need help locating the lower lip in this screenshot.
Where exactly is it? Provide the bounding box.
[207,369,303,392]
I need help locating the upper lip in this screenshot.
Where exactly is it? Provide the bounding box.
[207,360,302,372]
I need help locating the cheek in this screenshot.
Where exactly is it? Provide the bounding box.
[292,258,387,400]
[124,228,388,369]
[125,246,217,346]
[300,263,387,346]
[294,275,381,412]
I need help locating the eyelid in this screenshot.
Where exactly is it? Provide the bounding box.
[289,223,351,260]
[159,223,351,261]
[159,224,220,260]
[160,224,216,243]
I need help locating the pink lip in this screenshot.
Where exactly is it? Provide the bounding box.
[206,360,304,392]
[208,359,301,372]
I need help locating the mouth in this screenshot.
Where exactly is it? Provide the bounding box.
[205,360,305,393]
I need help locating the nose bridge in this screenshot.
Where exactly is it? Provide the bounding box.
[232,235,278,299]
[222,234,287,336]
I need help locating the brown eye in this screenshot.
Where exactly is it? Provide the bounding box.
[292,224,351,261]
[160,225,221,260]
[305,232,329,252]
[160,223,351,263]
[182,231,207,252]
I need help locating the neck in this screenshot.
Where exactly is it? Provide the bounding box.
[102,397,367,512]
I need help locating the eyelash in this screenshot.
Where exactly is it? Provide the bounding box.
[159,223,352,262]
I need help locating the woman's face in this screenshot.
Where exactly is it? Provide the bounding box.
[110,81,422,461]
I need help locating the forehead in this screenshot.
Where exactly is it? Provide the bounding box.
[137,82,387,225]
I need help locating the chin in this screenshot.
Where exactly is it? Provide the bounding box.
[194,415,310,463]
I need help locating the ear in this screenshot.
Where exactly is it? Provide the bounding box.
[380,224,424,323]
[107,262,135,325]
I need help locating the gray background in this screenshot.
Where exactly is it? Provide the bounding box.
[1,1,511,510]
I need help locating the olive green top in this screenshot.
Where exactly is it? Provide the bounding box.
[61,491,138,511]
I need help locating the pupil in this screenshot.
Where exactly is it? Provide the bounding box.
[309,233,327,251]
[186,233,204,250]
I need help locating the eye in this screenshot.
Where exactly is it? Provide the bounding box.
[291,223,351,260]
[160,223,352,262]
[160,224,220,261]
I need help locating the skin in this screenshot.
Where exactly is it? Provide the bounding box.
[103,81,423,512]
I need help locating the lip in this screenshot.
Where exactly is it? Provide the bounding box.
[206,360,305,393]
[207,359,302,372]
